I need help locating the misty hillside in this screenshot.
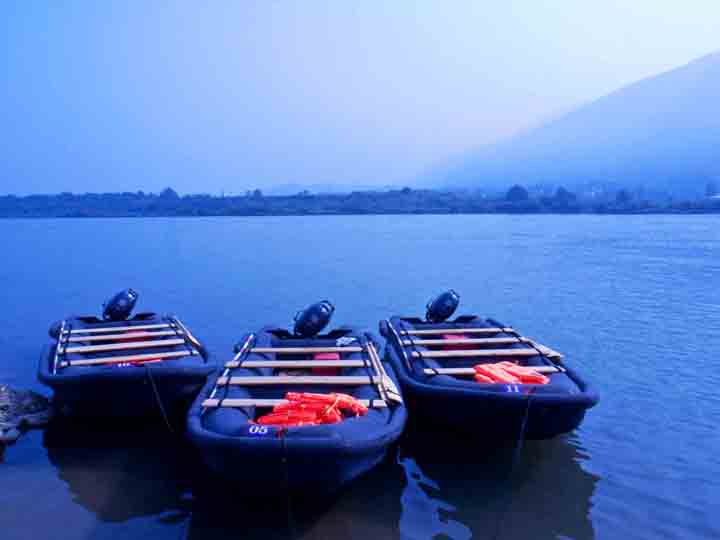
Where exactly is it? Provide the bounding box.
[436,52,720,197]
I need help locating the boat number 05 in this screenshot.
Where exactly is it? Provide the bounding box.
[248,425,270,436]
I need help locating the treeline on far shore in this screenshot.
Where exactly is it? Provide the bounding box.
[1,185,719,218]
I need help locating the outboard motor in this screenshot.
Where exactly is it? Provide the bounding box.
[294,300,335,338]
[102,289,139,321]
[425,290,460,323]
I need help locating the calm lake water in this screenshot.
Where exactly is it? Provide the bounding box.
[1,215,718,540]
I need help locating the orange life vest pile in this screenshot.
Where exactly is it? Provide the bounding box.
[255,392,369,428]
[474,361,549,384]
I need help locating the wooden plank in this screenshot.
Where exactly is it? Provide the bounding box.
[52,320,68,374]
[366,341,403,403]
[364,341,389,403]
[401,327,513,336]
[525,339,564,359]
[67,323,172,334]
[384,320,413,372]
[64,338,186,355]
[169,317,204,350]
[423,366,562,376]
[402,337,526,346]
[217,375,380,386]
[62,350,196,367]
[209,333,255,402]
[225,359,366,369]
[250,346,363,354]
[202,398,387,409]
[412,348,539,359]
[66,330,177,343]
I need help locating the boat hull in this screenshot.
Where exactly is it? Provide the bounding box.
[382,316,598,440]
[38,344,213,418]
[395,370,592,439]
[188,395,392,493]
[187,327,407,494]
[38,314,213,419]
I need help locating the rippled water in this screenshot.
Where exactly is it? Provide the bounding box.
[1,215,718,540]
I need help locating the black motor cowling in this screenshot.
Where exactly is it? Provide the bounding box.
[102,289,139,321]
[293,300,335,338]
[425,290,460,323]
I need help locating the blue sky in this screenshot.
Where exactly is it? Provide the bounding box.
[2,1,719,195]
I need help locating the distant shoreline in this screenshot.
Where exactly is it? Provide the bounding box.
[2,210,720,219]
[1,187,718,218]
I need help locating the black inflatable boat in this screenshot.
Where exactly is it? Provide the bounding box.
[187,325,407,493]
[38,312,212,418]
[380,314,598,439]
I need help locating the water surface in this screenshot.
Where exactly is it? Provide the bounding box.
[1,215,718,540]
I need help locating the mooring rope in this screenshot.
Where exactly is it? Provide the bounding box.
[490,389,533,540]
[280,432,297,540]
[145,364,174,434]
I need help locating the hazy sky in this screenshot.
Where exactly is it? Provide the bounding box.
[2,1,719,195]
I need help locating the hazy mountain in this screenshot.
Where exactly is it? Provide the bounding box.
[434,51,720,197]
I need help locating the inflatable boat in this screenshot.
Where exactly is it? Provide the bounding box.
[380,312,598,439]
[38,312,212,418]
[187,325,407,493]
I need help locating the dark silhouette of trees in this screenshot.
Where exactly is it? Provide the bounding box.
[0,186,717,217]
[506,185,529,202]
[554,187,577,204]
[616,189,632,204]
[707,180,718,197]
[160,187,179,199]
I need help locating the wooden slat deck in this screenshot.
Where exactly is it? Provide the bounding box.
[422,366,562,376]
[54,316,204,371]
[225,359,366,369]
[203,339,403,411]
[202,398,387,409]
[397,324,563,360]
[249,346,363,354]
[64,338,186,355]
[217,375,381,386]
[401,327,513,336]
[62,350,197,367]
[66,330,178,343]
[412,348,540,359]
[402,337,527,347]
[66,323,172,334]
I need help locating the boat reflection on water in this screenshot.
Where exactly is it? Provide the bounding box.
[43,416,402,539]
[43,417,195,524]
[42,417,598,540]
[184,455,405,540]
[397,421,600,540]
[398,454,472,540]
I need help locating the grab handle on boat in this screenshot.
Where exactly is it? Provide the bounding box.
[378,320,389,338]
[384,320,413,373]
[204,333,255,412]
